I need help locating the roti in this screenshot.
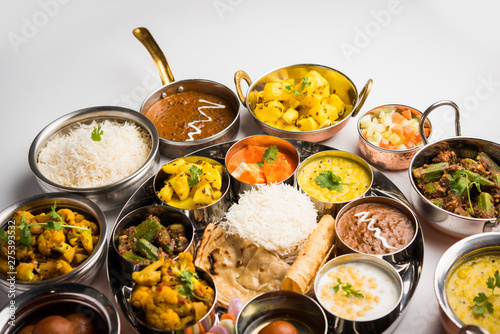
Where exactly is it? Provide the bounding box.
[195,223,290,308]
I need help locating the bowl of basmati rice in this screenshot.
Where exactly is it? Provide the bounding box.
[28,106,160,211]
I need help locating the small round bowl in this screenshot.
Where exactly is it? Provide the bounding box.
[28,106,160,211]
[235,63,372,142]
[297,150,373,217]
[335,196,420,268]
[434,232,500,334]
[357,104,432,170]
[153,156,231,231]
[0,282,120,333]
[130,266,217,334]
[225,135,299,197]
[236,290,328,334]
[110,205,195,278]
[0,193,107,295]
[314,253,403,334]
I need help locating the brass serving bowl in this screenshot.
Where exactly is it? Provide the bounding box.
[357,104,432,170]
[134,27,240,158]
[235,64,372,142]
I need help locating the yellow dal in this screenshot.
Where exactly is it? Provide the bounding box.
[446,253,500,333]
[298,156,371,203]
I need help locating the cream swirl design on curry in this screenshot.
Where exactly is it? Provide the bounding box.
[354,211,396,250]
[187,99,226,141]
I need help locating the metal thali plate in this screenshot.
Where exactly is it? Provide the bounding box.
[107,139,424,334]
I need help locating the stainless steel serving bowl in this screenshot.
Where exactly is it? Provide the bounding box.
[224,135,299,197]
[110,205,195,275]
[0,193,107,294]
[0,282,120,333]
[153,156,231,231]
[434,232,500,334]
[28,106,160,212]
[314,253,403,334]
[235,63,372,142]
[409,100,500,237]
[357,104,432,170]
[335,196,420,269]
[297,150,373,217]
[236,290,328,334]
[134,27,240,158]
[129,266,217,334]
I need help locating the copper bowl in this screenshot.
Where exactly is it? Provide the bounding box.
[235,64,372,142]
[134,27,240,158]
[357,104,432,170]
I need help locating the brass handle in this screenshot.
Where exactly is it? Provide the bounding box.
[419,100,461,146]
[234,70,252,106]
[133,27,175,85]
[351,79,373,117]
[457,324,490,334]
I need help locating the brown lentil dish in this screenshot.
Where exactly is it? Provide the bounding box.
[144,90,235,141]
[336,203,415,255]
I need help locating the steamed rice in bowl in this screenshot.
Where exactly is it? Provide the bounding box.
[37,119,151,188]
[195,183,321,307]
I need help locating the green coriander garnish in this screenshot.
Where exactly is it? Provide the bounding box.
[284,75,312,96]
[187,165,203,187]
[91,125,103,141]
[179,270,210,301]
[333,278,364,298]
[256,145,279,168]
[315,170,354,192]
[472,270,500,315]
[450,169,482,213]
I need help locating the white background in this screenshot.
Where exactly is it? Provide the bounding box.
[1,0,500,333]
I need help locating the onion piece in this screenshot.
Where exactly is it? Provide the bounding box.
[228,297,243,318]
[207,324,230,334]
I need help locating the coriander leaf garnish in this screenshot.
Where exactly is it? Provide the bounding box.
[262,145,279,164]
[472,270,500,315]
[450,169,482,212]
[315,170,354,192]
[179,270,210,301]
[0,229,7,244]
[91,125,103,141]
[284,75,311,96]
[187,165,203,187]
[333,278,364,299]
[256,161,264,168]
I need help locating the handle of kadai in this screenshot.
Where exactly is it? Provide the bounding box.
[419,100,461,146]
[234,70,252,106]
[457,324,490,334]
[133,27,175,85]
[351,79,373,117]
[483,212,500,233]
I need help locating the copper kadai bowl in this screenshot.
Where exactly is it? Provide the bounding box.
[234,63,372,142]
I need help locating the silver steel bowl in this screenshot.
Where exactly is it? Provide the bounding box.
[434,232,500,334]
[153,156,231,231]
[134,27,240,158]
[357,104,432,170]
[28,106,160,212]
[314,253,403,334]
[236,290,328,334]
[235,63,372,142]
[335,196,420,269]
[129,266,218,334]
[224,135,299,197]
[0,282,120,333]
[297,150,373,217]
[408,101,500,237]
[110,205,195,276]
[0,193,107,294]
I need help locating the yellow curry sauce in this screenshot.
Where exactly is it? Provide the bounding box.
[446,253,500,333]
[298,155,371,203]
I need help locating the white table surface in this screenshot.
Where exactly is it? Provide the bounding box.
[1,1,500,333]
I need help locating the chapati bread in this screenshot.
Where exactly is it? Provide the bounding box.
[281,214,336,294]
[195,223,290,308]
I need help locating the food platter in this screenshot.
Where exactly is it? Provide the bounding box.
[107,139,424,334]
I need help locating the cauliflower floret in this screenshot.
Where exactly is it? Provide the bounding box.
[132,257,164,286]
[37,229,66,256]
[131,285,151,310]
[16,262,37,281]
[145,305,181,331]
[37,259,73,279]
[153,284,178,305]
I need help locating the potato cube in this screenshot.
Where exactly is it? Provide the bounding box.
[309,104,336,124]
[319,119,332,128]
[282,124,301,131]
[282,108,299,125]
[162,158,188,175]
[254,100,285,123]
[168,172,190,201]
[324,94,344,114]
[193,183,216,206]
[199,161,222,190]
[158,182,174,203]
[298,94,322,108]
[296,116,319,131]
[263,79,294,101]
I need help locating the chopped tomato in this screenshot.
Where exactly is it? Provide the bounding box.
[391,112,406,124]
